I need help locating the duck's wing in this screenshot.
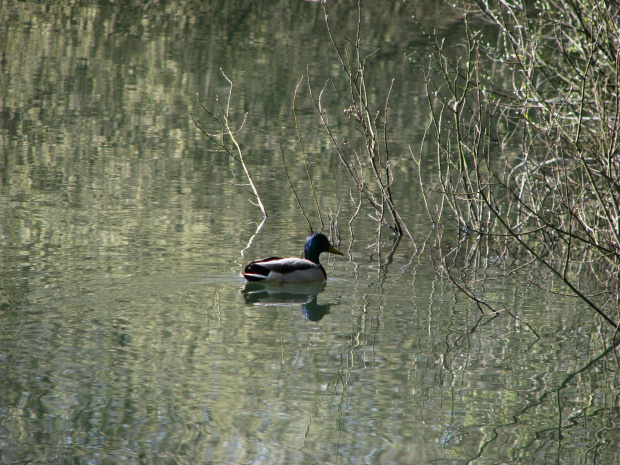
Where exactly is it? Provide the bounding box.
[260,257,318,273]
[245,257,317,274]
[243,257,321,282]
[242,257,280,281]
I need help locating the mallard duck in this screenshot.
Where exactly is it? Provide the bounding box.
[242,233,343,283]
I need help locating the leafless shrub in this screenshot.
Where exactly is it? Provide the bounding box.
[190,69,268,220]
[418,0,620,330]
[309,0,415,247]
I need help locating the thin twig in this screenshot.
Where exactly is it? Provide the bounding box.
[293,75,324,230]
[280,144,313,233]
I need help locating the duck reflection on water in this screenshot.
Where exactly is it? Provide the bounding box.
[241,282,336,322]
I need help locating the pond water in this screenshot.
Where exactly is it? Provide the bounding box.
[1,1,618,464]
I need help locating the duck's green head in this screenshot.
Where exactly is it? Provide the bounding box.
[304,233,343,264]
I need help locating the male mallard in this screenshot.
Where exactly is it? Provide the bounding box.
[242,233,343,283]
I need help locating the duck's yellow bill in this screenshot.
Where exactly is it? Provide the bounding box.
[328,245,344,256]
